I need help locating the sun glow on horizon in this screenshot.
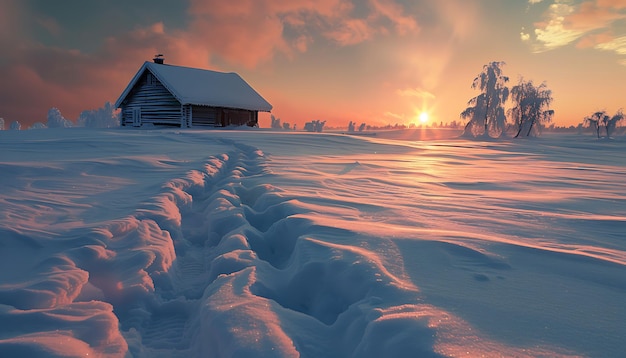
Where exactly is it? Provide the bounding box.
[419,112,429,124]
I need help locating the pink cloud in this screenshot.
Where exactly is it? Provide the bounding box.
[576,31,615,48]
[324,18,374,45]
[564,1,625,32]
[0,64,79,123]
[597,0,626,9]
[184,0,354,67]
[369,0,419,36]
[185,0,418,63]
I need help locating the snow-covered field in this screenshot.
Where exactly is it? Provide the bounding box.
[0,127,624,357]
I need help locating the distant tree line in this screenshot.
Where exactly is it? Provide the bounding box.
[271,115,327,132]
[1,102,120,130]
[270,115,296,130]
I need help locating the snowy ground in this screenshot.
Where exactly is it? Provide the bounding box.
[0,127,624,357]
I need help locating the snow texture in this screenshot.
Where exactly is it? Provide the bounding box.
[0,128,624,357]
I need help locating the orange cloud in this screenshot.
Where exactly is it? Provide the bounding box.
[528,0,626,54]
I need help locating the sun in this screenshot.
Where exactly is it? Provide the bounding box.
[418,112,429,124]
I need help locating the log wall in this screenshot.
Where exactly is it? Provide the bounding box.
[191,106,218,126]
[120,72,182,126]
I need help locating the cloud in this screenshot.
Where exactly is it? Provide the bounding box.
[431,2,479,41]
[35,16,62,37]
[520,27,531,41]
[369,0,419,36]
[324,18,375,45]
[0,17,217,123]
[293,35,312,53]
[526,0,626,57]
[597,0,626,9]
[594,35,626,55]
[185,1,292,68]
[185,0,418,65]
[575,30,614,48]
[0,0,24,48]
[397,88,436,99]
[564,1,625,31]
[384,111,405,120]
[532,2,584,51]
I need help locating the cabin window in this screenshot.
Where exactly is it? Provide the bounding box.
[147,73,157,86]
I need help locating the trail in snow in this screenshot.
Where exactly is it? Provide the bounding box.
[40,137,427,357]
[1,129,624,357]
[0,134,428,357]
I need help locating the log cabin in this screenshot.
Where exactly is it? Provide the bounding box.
[115,56,272,128]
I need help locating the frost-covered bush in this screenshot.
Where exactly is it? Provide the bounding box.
[270,115,282,129]
[304,120,326,132]
[47,108,74,128]
[77,102,120,128]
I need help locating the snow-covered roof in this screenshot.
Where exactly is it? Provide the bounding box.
[115,61,272,112]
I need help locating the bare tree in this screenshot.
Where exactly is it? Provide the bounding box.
[584,111,606,138]
[508,78,554,137]
[604,109,624,138]
[461,61,509,138]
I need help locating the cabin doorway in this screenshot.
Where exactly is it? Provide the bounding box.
[132,108,142,127]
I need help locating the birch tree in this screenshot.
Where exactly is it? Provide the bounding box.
[461,61,509,138]
[584,110,624,138]
[508,78,554,137]
[584,111,606,138]
[604,109,624,138]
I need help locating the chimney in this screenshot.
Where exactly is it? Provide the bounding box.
[153,54,164,64]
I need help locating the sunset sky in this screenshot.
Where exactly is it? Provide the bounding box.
[1,0,625,128]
